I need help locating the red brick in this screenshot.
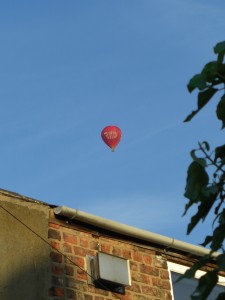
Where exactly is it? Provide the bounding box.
[88,285,109,296]
[73,246,87,256]
[161,290,173,300]
[80,237,89,248]
[84,295,93,300]
[50,251,62,263]
[52,275,64,286]
[142,285,161,297]
[76,292,86,300]
[67,288,76,299]
[127,282,141,293]
[101,244,112,254]
[112,246,122,256]
[50,241,60,251]
[140,264,159,276]
[130,261,138,271]
[65,277,77,289]
[65,265,74,276]
[133,295,150,300]
[90,241,99,250]
[49,287,64,298]
[49,222,60,229]
[63,232,78,244]
[52,265,64,276]
[47,222,174,300]
[65,255,85,268]
[132,272,150,284]
[143,255,152,265]
[120,292,133,300]
[133,251,143,262]
[87,249,95,256]
[77,268,87,281]
[48,228,61,240]
[63,243,72,253]
[66,289,85,300]
[75,257,85,268]
[161,269,170,280]
[152,278,171,289]
[122,249,132,259]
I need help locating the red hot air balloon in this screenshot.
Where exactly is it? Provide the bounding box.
[101,125,122,151]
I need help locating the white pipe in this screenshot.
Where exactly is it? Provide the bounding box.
[54,206,216,258]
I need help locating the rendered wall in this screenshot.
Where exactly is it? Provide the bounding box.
[0,192,51,300]
[48,213,173,300]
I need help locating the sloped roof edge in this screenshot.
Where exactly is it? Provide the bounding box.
[0,188,55,207]
[54,205,216,258]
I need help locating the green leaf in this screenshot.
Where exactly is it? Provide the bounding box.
[217,63,225,81]
[201,61,220,82]
[202,61,219,73]
[187,74,208,93]
[198,87,218,110]
[202,141,210,151]
[214,41,225,54]
[216,95,225,129]
[218,53,225,64]
[217,253,225,271]
[214,41,225,63]
[184,161,209,203]
[202,184,219,198]
[184,110,199,122]
[211,223,225,251]
[200,235,213,247]
[215,144,225,162]
[215,293,225,300]
[177,255,211,282]
[190,150,206,167]
[218,209,225,225]
[186,184,218,234]
[184,88,217,122]
[187,193,215,234]
[191,270,219,300]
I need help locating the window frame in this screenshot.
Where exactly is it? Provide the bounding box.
[167,261,225,300]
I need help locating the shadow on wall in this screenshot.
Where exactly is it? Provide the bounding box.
[0,197,51,300]
[0,259,50,300]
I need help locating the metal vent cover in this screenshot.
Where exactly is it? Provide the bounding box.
[87,252,131,286]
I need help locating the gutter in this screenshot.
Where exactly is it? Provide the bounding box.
[54,206,216,258]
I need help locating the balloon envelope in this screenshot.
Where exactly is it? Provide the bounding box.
[101,125,122,151]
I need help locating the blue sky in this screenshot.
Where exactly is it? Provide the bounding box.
[0,1,225,246]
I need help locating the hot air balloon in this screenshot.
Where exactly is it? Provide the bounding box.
[101,125,122,151]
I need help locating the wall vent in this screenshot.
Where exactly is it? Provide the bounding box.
[87,252,131,294]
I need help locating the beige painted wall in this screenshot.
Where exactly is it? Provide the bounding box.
[0,192,51,300]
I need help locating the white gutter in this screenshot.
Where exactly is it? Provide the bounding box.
[54,206,216,258]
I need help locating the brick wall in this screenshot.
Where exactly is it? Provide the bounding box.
[48,216,173,300]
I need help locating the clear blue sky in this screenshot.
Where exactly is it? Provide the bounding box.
[0,1,224,246]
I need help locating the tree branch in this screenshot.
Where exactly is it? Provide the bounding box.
[198,142,225,175]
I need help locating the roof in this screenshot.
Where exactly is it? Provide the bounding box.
[54,205,216,258]
[0,188,55,207]
[0,188,216,259]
